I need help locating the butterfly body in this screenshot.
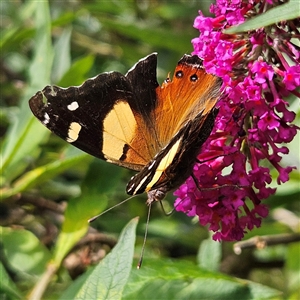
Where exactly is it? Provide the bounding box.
[29,53,221,204]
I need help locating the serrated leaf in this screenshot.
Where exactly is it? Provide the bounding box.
[74,218,138,300]
[225,0,300,34]
[59,267,95,300]
[123,259,281,300]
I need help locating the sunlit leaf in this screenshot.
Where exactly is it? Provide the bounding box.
[74,218,138,300]
[225,0,300,34]
[123,259,281,300]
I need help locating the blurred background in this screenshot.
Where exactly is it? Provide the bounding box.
[1,1,299,299]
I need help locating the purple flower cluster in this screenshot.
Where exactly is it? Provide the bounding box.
[174,0,299,241]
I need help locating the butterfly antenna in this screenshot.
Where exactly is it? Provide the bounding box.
[88,195,136,223]
[137,200,152,269]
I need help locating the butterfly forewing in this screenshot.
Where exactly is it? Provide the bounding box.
[29,54,161,171]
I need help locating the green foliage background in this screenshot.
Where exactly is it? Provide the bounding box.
[1,1,299,299]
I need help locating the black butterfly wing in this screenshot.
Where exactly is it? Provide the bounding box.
[29,53,160,171]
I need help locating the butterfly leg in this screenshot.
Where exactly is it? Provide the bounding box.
[195,150,238,165]
[191,172,248,192]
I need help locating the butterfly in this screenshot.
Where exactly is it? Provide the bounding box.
[29,53,222,205]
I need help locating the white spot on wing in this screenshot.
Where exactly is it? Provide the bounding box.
[148,160,156,170]
[66,122,82,143]
[67,101,79,111]
[130,175,150,195]
[43,113,50,125]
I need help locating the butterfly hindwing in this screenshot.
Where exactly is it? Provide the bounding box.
[126,106,219,196]
[126,55,222,197]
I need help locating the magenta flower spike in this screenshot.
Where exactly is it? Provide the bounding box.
[175,0,300,241]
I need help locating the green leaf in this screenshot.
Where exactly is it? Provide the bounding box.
[0,147,89,200]
[225,0,300,34]
[100,17,193,55]
[52,159,125,267]
[0,226,52,276]
[83,2,133,15]
[73,218,138,300]
[58,55,95,87]
[123,259,282,300]
[2,1,53,182]
[59,267,95,300]
[52,27,72,83]
[197,235,222,272]
[0,262,23,299]
[286,242,300,294]
[0,1,36,52]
